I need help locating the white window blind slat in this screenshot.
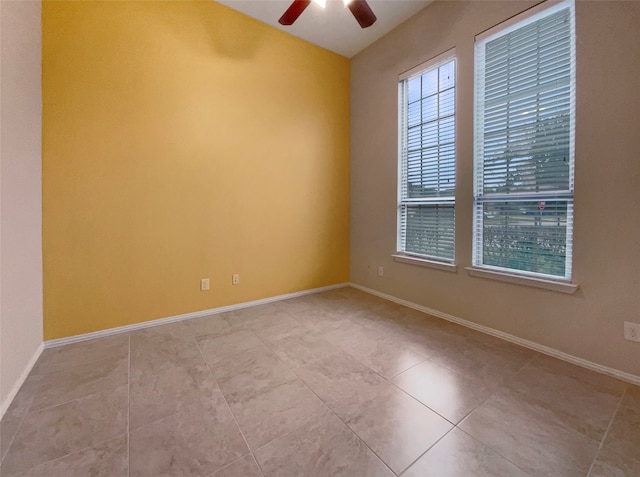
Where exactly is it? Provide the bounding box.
[473,0,575,280]
[399,54,457,263]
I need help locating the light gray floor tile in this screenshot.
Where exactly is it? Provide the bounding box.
[1,384,128,476]
[30,354,128,412]
[0,417,22,464]
[338,326,427,378]
[0,376,42,461]
[196,329,264,368]
[344,387,452,474]
[599,399,640,459]
[316,319,372,348]
[130,331,204,378]
[402,428,529,477]
[460,389,599,476]
[223,303,280,322]
[4,286,638,477]
[227,378,327,449]
[210,454,263,477]
[13,434,128,477]
[255,409,393,477]
[129,361,218,430]
[272,295,318,314]
[589,443,640,477]
[41,335,129,374]
[428,331,536,389]
[208,344,297,401]
[239,311,307,341]
[392,358,492,423]
[133,313,243,341]
[622,383,640,410]
[296,351,394,421]
[504,354,625,441]
[294,307,355,334]
[1,376,41,421]
[129,389,248,477]
[266,330,339,368]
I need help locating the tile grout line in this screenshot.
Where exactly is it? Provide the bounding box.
[338,306,440,380]
[585,385,627,477]
[8,377,128,418]
[454,426,533,476]
[386,353,430,380]
[452,380,610,477]
[2,434,128,477]
[336,299,542,475]
[386,376,457,427]
[15,290,633,476]
[386,352,509,429]
[202,452,265,477]
[351,284,640,387]
[0,388,39,467]
[285,359,399,476]
[260,300,472,475]
[247,314,398,476]
[396,425,457,476]
[20,381,129,417]
[249,452,267,477]
[37,349,129,377]
[126,407,183,432]
[1,347,130,475]
[193,336,265,477]
[240,329,332,454]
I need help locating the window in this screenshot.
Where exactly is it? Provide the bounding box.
[473,0,576,280]
[398,52,456,263]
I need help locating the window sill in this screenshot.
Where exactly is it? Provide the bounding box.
[465,267,579,294]
[392,254,458,273]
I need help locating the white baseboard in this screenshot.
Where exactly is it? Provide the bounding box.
[1,342,44,419]
[349,282,640,386]
[45,283,349,349]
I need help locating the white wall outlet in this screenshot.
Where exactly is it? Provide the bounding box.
[624,322,640,342]
[200,278,210,291]
[232,274,239,285]
[378,266,384,277]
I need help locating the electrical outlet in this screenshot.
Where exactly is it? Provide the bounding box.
[378,266,384,277]
[232,274,240,285]
[200,278,210,291]
[624,322,640,342]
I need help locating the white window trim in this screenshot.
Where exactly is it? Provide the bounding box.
[397,48,457,264]
[398,48,457,81]
[393,254,458,273]
[472,0,576,282]
[465,267,578,294]
[475,0,573,43]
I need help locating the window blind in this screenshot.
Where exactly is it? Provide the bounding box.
[399,54,456,262]
[473,0,575,280]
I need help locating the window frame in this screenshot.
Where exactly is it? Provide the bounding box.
[472,0,576,282]
[397,49,457,266]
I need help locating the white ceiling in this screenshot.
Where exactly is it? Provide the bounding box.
[216,0,432,58]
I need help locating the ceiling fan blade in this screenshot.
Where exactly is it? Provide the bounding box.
[347,0,377,28]
[278,0,312,26]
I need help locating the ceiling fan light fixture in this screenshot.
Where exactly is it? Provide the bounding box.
[279,0,376,28]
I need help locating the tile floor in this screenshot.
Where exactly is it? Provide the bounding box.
[1,287,639,476]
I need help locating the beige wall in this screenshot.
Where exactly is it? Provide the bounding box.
[0,0,43,414]
[350,1,640,376]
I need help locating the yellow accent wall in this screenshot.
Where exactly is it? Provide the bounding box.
[42,1,350,339]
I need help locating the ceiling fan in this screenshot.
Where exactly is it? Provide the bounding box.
[278,0,377,29]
